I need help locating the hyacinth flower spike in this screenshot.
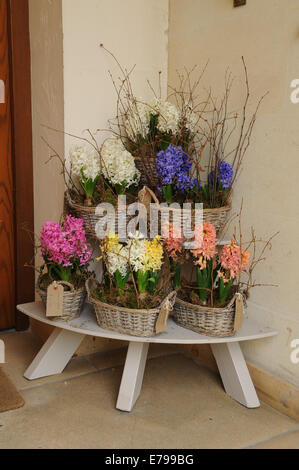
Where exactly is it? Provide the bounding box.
[125,232,164,298]
[40,216,92,283]
[99,231,130,296]
[156,144,193,204]
[80,169,99,204]
[163,221,184,288]
[205,160,234,200]
[218,238,250,304]
[191,222,217,303]
[69,146,100,206]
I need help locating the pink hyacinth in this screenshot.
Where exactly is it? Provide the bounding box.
[191,222,217,269]
[40,215,92,267]
[163,222,184,260]
[219,238,250,279]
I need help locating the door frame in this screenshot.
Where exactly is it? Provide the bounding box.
[7,0,34,330]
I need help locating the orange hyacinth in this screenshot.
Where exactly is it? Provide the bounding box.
[219,238,250,279]
[163,222,184,260]
[191,222,217,269]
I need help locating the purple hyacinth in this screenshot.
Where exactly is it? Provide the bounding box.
[208,161,233,189]
[156,145,193,193]
[191,178,202,190]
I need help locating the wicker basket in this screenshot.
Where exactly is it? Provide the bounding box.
[65,192,103,240]
[65,191,135,241]
[37,278,86,322]
[173,293,245,337]
[149,189,232,238]
[135,156,158,186]
[86,279,177,337]
[202,203,232,234]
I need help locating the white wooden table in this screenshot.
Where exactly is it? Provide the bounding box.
[17,302,277,412]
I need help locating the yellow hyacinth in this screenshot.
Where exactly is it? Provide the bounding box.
[97,230,120,261]
[105,230,120,252]
[144,236,163,271]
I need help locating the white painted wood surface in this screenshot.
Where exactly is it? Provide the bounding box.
[18,302,277,345]
[211,342,260,408]
[24,328,84,380]
[117,342,149,412]
[17,302,278,411]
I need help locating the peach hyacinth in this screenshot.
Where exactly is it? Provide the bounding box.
[191,222,217,269]
[219,238,250,280]
[163,222,184,260]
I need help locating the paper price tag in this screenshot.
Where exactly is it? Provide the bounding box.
[155,300,171,334]
[234,294,244,333]
[46,282,64,317]
[138,187,151,214]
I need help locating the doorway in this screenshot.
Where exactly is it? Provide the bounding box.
[0,0,34,331]
[0,0,14,329]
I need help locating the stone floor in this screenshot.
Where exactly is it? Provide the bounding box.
[0,330,298,449]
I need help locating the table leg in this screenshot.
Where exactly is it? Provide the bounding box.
[116,341,149,412]
[211,342,260,408]
[24,327,85,380]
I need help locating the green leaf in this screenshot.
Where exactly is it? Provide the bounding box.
[80,170,98,198]
[136,270,149,293]
[173,263,182,288]
[196,266,209,302]
[218,277,234,304]
[146,270,161,294]
[162,184,173,204]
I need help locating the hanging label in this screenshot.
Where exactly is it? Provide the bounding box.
[155,300,171,334]
[46,282,64,317]
[138,187,152,219]
[234,294,244,332]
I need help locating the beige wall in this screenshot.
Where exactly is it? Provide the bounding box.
[30,0,169,243]
[29,0,66,344]
[169,0,299,386]
[62,0,169,154]
[29,0,65,240]
[29,0,169,353]
[29,0,299,385]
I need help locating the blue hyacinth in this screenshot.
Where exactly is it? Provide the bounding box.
[156,145,195,193]
[208,161,233,189]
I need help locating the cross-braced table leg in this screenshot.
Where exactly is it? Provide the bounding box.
[211,342,260,408]
[24,328,85,380]
[117,341,149,412]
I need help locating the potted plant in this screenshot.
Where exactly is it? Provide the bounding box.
[65,137,142,240]
[86,231,176,337]
[37,215,92,321]
[163,219,276,337]
[108,55,266,237]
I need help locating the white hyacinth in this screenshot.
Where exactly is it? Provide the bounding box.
[70,145,100,181]
[153,99,180,134]
[183,104,198,134]
[106,244,129,277]
[124,99,153,140]
[101,138,140,188]
[128,238,146,273]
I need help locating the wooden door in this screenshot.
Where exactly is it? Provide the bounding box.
[0,0,15,329]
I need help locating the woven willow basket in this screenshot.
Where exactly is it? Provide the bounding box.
[202,203,232,234]
[37,278,86,322]
[173,293,245,337]
[86,279,177,337]
[135,157,158,186]
[65,192,134,241]
[149,189,232,238]
[65,192,103,240]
